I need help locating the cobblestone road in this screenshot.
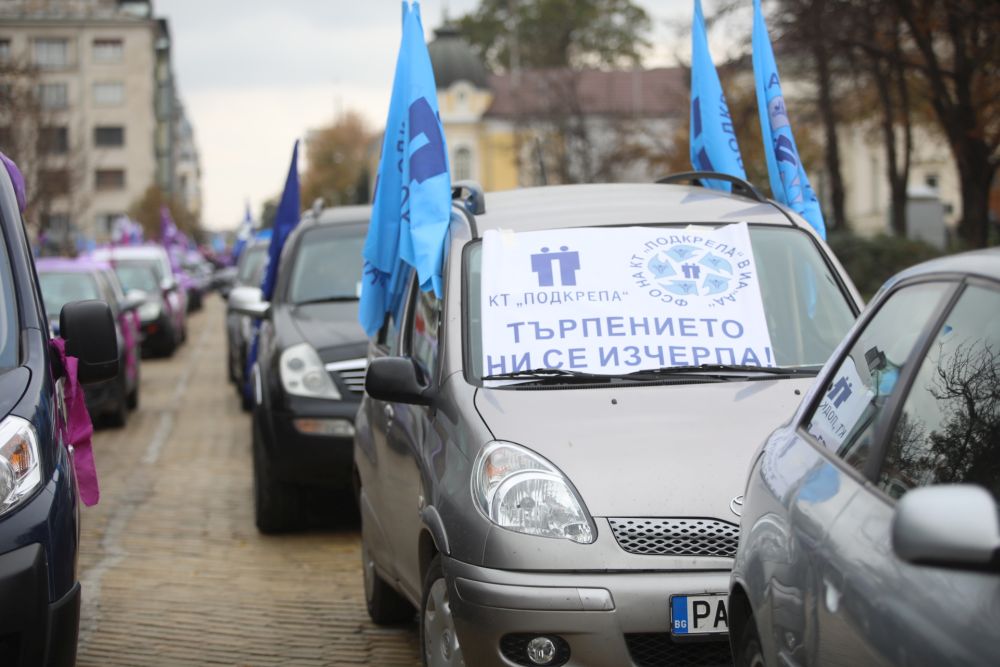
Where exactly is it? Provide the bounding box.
[76,296,421,666]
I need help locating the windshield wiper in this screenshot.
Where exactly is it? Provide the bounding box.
[626,363,815,378]
[482,368,614,383]
[294,295,358,306]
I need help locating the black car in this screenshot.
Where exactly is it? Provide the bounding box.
[0,155,118,666]
[225,236,269,389]
[233,206,368,532]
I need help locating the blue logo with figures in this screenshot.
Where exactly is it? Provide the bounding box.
[630,233,753,307]
[531,246,580,287]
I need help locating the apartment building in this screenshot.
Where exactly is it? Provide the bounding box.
[0,0,199,243]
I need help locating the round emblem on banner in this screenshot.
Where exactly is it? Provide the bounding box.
[630,233,751,308]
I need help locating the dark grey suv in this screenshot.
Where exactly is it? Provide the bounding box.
[355,177,862,667]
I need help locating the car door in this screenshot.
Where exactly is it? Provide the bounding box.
[380,281,443,601]
[821,279,1000,666]
[771,280,955,666]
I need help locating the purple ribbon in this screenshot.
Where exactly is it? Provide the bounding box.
[50,338,100,506]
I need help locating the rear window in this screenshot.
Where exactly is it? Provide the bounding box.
[113,261,159,293]
[38,272,101,320]
[286,223,366,304]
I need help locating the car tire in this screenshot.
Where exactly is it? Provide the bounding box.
[420,554,465,667]
[252,417,296,533]
[227,346,237,383]
[734,613,766,667]
[105,378,128,428]
[361,533,413,625]
[126,383,139,410]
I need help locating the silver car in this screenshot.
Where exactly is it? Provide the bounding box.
[730,248,1000,667]
[355,176,861,667]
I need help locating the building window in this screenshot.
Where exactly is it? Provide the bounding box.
[38,126,68,154]
[92,38,123,63]
[43,213,71,237]
[40,168,70,195]
[93,81,124,106]
[38,83,68,110]
[0,39,11,63]
[0,126,12,154]
[453,146,473,181]
[94,126,125,147]
[95,169,125,190]
[32,38,70,69]
[925,173,939,190]
[95,212,123,237]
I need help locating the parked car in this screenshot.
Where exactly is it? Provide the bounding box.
[232,207,368,532]
[36,257,143,426]
[730,248,1000,667]
[354,176,862,667]
[0,155,118,666]
[91,244,188,356]
[226,232,270,389]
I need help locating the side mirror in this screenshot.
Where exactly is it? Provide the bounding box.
[892,485,1000,571]
[122,289,147,313]
[59,300,119,384]
[365,356,434,406]
[228,285,270,319]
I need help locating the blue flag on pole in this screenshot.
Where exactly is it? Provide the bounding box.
[360,1,451,337]
[752,0,826,239]
[232,200,253,264]
[260,140,301,301]
[690,0,746,192]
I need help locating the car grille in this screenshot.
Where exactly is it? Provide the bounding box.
[324,358,367,395]
[625,634,732,667]
[608,518,739,558]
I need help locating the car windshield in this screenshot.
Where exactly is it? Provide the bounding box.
[0,222,18,372]
[286,222,366,304]
[113,261,160,293]
[38,271,101,320]
[465,224,857,383]
[237,244,268,286]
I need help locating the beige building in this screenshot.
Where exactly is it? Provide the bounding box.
[0,0,198,244]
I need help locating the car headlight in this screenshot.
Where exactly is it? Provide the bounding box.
[473,441,595,544]
[138,301,161,322]
[0,416,42,517]
[279,343,341,400]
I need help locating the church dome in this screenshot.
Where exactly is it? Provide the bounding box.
[428,25,489,90]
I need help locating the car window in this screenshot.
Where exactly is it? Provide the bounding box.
[879,284,1000,501]
[38,272,101,320]
[0,221,18,372]
[407,284,441,382]
[286,223,366,304]
[114,262,159,293]
[238,245,268,286]
[378,264,415,353]
[464,225,858,381]
[805,282,951,474]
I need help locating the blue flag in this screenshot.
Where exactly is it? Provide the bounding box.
[260,140,301,301]
[752,0,826,239]
[232,200,253,264]
[690,0,746,192]
[360,1,451,337]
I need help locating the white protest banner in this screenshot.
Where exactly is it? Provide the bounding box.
[480,223,775,377]
[807,355,874,450]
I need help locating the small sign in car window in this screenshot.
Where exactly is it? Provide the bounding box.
[480,223,775,377]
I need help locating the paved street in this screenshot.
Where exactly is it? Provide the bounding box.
[75,296,420,666]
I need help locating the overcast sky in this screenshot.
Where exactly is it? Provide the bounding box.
[157,1,716,231]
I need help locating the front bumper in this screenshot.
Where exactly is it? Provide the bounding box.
[255,396,361,488]
[445,556,733,667]
[139,313,174,353]
[0,544,80,667]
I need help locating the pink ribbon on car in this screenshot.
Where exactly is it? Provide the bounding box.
[50,337,100,506]
[121,314,138,382]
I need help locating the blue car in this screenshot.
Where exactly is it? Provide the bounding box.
[0,156,118,665]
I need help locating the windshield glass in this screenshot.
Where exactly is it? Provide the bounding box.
[38,271,101,320]
[237,244,268,286]
[465,224,857,382]
[0,223,18,372]
[286,223,366,304]
[113,261,160,293]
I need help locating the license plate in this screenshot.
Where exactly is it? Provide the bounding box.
[670,594,729,636]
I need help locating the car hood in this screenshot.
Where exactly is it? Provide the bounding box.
[283,302,366,352]
[473,378,814,519]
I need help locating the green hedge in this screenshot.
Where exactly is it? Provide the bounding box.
[826,232,945,300]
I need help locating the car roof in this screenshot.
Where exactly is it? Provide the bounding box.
[887,247,1000,286]
[467,183,802,235]
[35,256,111,273]
[305,204,371,227]
[90,244,167,259]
